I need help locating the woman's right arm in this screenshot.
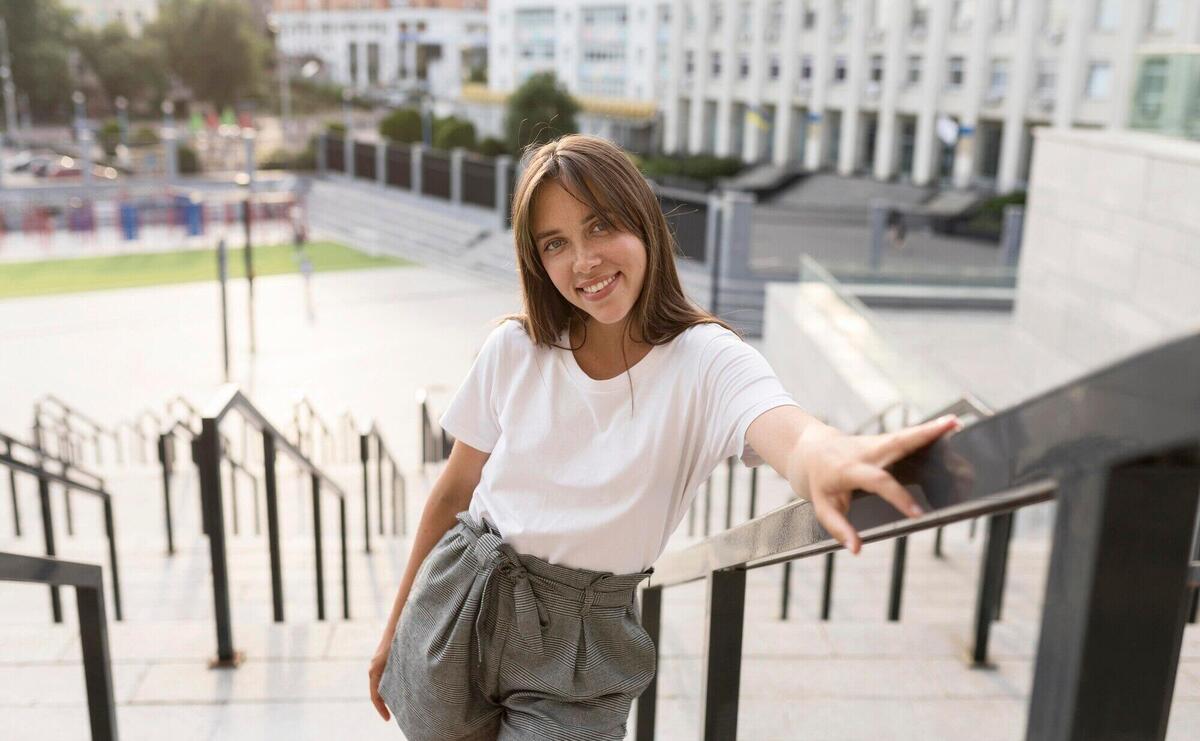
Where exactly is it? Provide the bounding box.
[369,439,489,720]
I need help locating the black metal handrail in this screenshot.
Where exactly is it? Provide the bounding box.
[358,420,408,554]
[291,396,337,465]
[417,388,453,471]
[116,408,162,465]
[0,431,124,625]
[635,330,1200,740]
[196,385,350,668]
[32,393,123,466]
[0,552,118,741]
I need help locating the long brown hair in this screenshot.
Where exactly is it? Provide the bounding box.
[505,133,732,352]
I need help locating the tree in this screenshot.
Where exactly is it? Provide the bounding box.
[147,0,268,110]
[504,72,579,153]
[75,21,167,112]
[433,117,476,151]
[0,0,77,121]
[379,108,422,143]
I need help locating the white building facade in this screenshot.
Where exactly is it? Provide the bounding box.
[659,0,1200,192]
[270,5,488,101]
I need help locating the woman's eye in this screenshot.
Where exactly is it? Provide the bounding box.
[543,239,562,252]
[592,220,609,233]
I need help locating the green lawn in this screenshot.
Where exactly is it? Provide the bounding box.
[0,241,410,300]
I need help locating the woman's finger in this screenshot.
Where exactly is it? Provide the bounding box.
[813,495,862,555]
[871,415,959,466]
[845,462,923,518]
[369,672,391,721]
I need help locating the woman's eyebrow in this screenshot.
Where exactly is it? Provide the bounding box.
[534,212,598,241]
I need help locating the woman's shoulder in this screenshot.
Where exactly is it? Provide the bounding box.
[670,321,743,354]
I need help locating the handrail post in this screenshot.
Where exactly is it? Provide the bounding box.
[37,471,63,623]
[747,467,758,519]
[157,433,175,556]
[339,496,350,620]
[376,435,384,537]
[703,478,712,537]
[700,568,746,740]
[312,472,326,621]
[1026,453,1200,738]
[779,561,791,620]
[197,417,241,667]
[262,431,285,622]
[820,552,835,621]
[6,439,20,537]
[360,433,371,554]
[971,511,1014,666]
[886,535,908,621]
[76,578,118,741]
[634,585,662,741]
[102,495,123,621]
[724,457,734,530]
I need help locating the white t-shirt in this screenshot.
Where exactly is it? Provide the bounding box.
[438,319,799,574]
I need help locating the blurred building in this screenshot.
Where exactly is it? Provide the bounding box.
[660,0,1200,193]
[61,0,158,32]
[269,1,487,100]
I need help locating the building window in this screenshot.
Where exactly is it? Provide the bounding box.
[951,0,975,30]
[738,1,752,41]
[907,55,922,85]
[833,0,850,34]
[348,41,358,81]
[766,0,783,42]
[988,58,1009,98]
[1085,61,1113,99]
[994,0,1017,31]
[802,0,817,30]
[1035,59,1057,98]
[711,51,722,78]
[946,56,965,88]
[1094,0,1120,30]
[800,54,813,80]
[739,54,750,79]
[710,0,723,29]
[686,5,696,30]
[1134,58,1170,119]
[911,0,930,33]
[1148,0,1179,33]
[769,54,780,80]
[686,50,695,77]
[833,56,847,83]
[869,54,884,83]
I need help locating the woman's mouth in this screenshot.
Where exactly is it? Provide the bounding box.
[577,272,621,301]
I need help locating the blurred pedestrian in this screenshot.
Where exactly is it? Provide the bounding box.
[886,207,907,250]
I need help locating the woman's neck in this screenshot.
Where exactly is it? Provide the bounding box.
[572,316,647,359]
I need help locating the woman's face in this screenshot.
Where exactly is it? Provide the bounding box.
[532,179,647,328]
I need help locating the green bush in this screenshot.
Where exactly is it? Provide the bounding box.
[177,144,200,174]
[379,108,422,143]
[261,140,317,172]
[433,117,477,151]
[326,121,347,136]
[637,155,745,186]
[98,120,122,157]
[475,136,508,157]
[131,126,159,147]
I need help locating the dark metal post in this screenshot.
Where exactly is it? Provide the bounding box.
[820,552,835,621]
[228,460,240,536]
[703,478,712,537]
[1026,454,1200,739]
[76,580,119,741]
[933,526,944,558]
[779,562,791,620]
[242,196,257,355]
[376,436,384,536]
[339,496,350,620]
[6,439,20,536]
[634,586,662,741]
[63,476,75,536]
[157,434,175,555]
[724,458,734,530]
[197,417,241,667]
[359,433,371,554]
[102,496,123,621]
[887,535,908,621]
[971,512,1014,666]
[262,432,284,623]
[700,569,746,740]
[217,238,231,382]
[748,467,758,519]
[312,473,326,621]
[38,473,62,623]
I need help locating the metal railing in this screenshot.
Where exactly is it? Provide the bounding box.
[0,552,118,741]
[195,385,350,668]
[116,408,162,465]
[634,330,1200,740]
[359,420,408,554]
[32,394,123,467]
[0,431,123,624]
[291,396,338,465]
[417,388,453,471]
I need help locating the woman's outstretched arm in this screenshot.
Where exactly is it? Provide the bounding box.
[745,406,961,555]
[369,439,489,721]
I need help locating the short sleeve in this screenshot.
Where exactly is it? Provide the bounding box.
[700,330,799,467]
[438,321,512,453]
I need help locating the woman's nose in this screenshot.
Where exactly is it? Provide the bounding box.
[572,244,601,272]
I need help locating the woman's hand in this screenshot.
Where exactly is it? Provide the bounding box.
[368,642,392,721]
[788,415,962,554]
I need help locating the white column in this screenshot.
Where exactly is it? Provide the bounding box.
[837,0,870,175]
[742,0,770,161]
[997,0,1039,193]
[953,0,996,188]
[1108,0,1148,129]
[772,0,802,165]
[1183,0,1200,41]
[1053,0,1089,129]
[714,0,738,157]
[912,0,952,185]
[804,0,834,169]
[688,0,712,154]
[872,0,907,180]
[664,0,685,153]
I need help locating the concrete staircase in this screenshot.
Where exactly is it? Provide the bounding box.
[2,456,1198,740]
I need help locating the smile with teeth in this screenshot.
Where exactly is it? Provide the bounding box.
[579,273,619,295]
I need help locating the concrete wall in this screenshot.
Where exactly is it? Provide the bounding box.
[1015,128,1200,370]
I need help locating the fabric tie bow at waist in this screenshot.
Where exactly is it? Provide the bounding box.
[471,530,549,667]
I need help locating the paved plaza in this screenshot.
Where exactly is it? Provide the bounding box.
[1,248,1197,739]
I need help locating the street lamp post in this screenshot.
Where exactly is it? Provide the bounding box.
[162,100,178,182]
[73,91,93,186]
[341,88,353,178]
[115,96,128,148]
